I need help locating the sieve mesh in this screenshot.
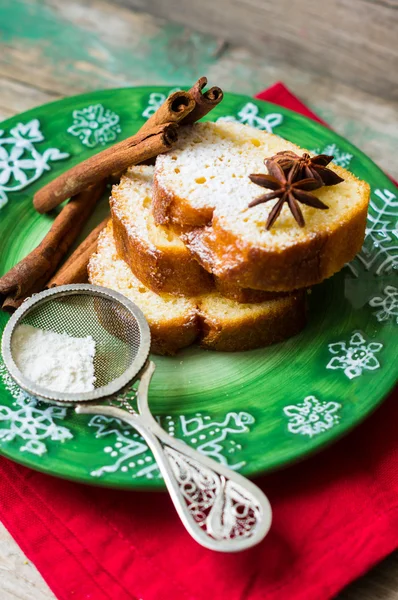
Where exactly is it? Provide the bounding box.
[20,294,141,388]
[1,285,151,403]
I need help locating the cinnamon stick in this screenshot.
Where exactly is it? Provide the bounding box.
[110,90,194,182]
[1,297,23,313]
[47,217,109,288]
[140,78,223,132]
[0,182,105,312]
[110,78,222,181]
[33,123,178,214]
[140,90,195,133]
[0,78,224,309]
[181,77,223,125]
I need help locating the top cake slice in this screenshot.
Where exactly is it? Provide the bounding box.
[153,121,370,291]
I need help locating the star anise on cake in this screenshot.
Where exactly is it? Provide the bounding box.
[268,151,344,186]
[249,161,328,229]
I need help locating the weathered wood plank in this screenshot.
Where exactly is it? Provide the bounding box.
[0,107,16,122]
[0,523,55,600]
[0,76,60,118]
[1,1,397,176]
[340,553,398,599]
[0,0,222,96]
[122,0,398,100]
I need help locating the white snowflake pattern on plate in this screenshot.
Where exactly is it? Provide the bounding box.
[0,362,73,456]
[88,411,255,479]
[311,143,353,168]
[347,188,398,278]
[369,286,398,324]
[327,331,383,379]
[0,119,69,209]
[216,102,283,133]
[283,396,341,437]
[179,411,254,470]
[67,104,121,148]
[0,358,254,478]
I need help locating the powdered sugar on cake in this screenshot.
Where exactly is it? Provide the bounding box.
[154,121,363,249]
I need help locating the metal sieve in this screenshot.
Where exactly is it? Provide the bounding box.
[2,284,272,552]
[2,285,150,404]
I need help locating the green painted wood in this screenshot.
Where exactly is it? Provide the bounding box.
[1,0,397,178]
[0,87,396,490]
[0,0,220,90]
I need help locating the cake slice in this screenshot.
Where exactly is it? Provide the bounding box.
[88,224,306,354]
[153,121,370,292]
[88,224,198,355]
[111,165,284,303]
[198,291,306,352]
[111,165,213,297]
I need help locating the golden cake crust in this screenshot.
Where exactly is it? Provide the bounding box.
[111,165,286,300]
[88,225,307,354]
[152,122,370,292]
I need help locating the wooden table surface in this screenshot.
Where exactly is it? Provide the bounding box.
[0,0,397,598]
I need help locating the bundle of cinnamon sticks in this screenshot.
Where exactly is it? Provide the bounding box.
[0,77,223,312]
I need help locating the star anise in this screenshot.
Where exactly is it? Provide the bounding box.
[268,151,344,186]
[249,161,328,229]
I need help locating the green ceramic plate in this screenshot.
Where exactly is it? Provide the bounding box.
[0,87,397,489]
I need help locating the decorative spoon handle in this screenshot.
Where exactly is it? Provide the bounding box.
[76,362,272,552]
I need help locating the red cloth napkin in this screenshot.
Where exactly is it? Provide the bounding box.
[1,83,397,600]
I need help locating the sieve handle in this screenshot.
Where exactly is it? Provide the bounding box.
[76,363,272,552]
